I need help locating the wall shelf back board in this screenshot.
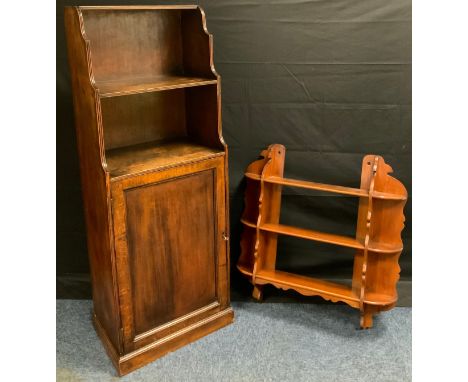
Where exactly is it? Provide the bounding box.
[65,5,233,375]
[237,144,407,329]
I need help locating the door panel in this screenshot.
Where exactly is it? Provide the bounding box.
[124,170,217,335]
[111,157,228,351]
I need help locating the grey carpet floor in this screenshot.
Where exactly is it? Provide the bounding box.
[56,300,411,382]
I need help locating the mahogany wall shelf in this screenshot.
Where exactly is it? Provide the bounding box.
[65,6,233,375]
[237,144,407,328]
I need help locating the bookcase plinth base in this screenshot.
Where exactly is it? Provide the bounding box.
[93,308,234,376]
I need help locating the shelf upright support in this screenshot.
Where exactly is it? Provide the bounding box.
[251,144,286,300]
[359,156,379,329]
[251,164,266,299]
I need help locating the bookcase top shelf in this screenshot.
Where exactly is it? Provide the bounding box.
[79,5,199,11]
[76,6,218,86]
[96,75,218,98]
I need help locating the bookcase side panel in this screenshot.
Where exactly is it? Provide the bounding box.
[181,8,216,79]
[185,85,223,149]
[65,7,121,353]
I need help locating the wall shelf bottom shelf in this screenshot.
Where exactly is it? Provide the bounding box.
[237,265,396,307]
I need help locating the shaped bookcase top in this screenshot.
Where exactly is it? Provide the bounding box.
[65,5,226,181]
[237,144,407,329]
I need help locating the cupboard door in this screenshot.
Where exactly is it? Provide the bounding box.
[111,158,228,352]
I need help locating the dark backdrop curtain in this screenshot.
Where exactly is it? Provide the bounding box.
[57,0,411,302]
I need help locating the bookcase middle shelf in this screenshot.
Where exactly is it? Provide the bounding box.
[95,75,217,98]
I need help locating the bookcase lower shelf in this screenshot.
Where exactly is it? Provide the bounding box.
[106,139,224,180]
[237,144,407,329]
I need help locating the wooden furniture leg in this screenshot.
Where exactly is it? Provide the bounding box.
[252,285,264,301]
[360,306,376,329]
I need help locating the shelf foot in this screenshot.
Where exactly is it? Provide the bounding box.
[252,285,264,301]
[360,306,375,329]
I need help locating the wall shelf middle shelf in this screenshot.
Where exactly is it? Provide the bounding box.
[96,75,218,98]
[240,219,403,254]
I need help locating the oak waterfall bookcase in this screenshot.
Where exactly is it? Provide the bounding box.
[237,144,407,329]
[65,5,233,375]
